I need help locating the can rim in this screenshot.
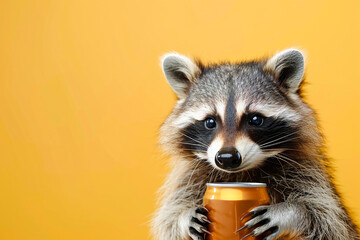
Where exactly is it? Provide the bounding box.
[206,182,266,187]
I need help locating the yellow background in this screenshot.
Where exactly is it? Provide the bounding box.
[0,0,359,239]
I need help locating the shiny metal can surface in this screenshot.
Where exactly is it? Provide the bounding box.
[203,182,270,240]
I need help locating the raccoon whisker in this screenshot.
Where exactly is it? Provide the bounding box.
[273,154,315,172]
[180,133,208,147]
[208,168,216,183]
[259,132,300,148]
[181,148,207,153]
[264,148,325,160]
[208,169,213,182]
[257,133,289,147]
[258,168,270,178]
[181,149,208,154]
[262,148,303,154]
[277,153,323,173]
[274,156,287,184]
[270,159,299,176]
[273,158,311,177]
[276,153,302,163]
[260,136,301,149]
[214,170,222,182]
[181,154,201,159]
[261,138,300,149]
[212,170,217,182]
[181,133,208,146]
[182,158,203,196]
[181,149,207,153]
[273,154,302,168]
[177,142,209,149]
[259,131,300,146]
[243,170,251,181]
[259,130,300,146]
[270,177,287,200]
[177,142,207,146]
[193,129,212,144]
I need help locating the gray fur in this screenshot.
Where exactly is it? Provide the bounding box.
[152,49,360,240]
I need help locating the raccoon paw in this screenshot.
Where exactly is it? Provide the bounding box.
[188,207,212,240]
[237,203,303,240]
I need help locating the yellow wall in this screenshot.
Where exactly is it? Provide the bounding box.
[0,0,359,239]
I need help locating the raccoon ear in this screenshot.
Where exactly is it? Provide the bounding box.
[264,49,305,93]
[161,53,201,98]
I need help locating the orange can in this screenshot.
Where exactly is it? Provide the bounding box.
[203,182,270,240]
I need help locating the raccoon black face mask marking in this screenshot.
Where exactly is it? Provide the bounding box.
[160,49,306,173]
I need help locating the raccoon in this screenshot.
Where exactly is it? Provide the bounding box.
[151,49,360,240]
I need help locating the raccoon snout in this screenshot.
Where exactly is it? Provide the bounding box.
[215,147,242,170]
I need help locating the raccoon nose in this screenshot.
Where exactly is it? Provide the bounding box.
[215,147,242,170]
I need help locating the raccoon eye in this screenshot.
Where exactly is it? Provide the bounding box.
[249,114,264,127]
[204,117,217,130]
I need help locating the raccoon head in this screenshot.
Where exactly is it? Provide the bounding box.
[160,49,320,173]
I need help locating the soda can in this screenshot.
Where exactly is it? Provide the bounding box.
[203,182,270,240]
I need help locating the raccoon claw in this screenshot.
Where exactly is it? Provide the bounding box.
[262,227,280,240]
[239,226,279,240]
[234,224,246,233]
[240,231,253,239]
[189,207,212,240]
[239,203,302,240]
[194,207,211,224]
[195,207,209,215]
[236,205,269,231]
[189,227,205,240]
[240,205,278,238]
[201,216,212,224]
[243,205,269,219]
